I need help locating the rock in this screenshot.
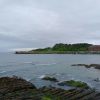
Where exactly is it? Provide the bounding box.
[72,64,88,66]
[58,80,89,89]
[93,78,100,82]
[89,64,100,69]
[72,64,100,69]
[0,76,99,100]
[42,76,58,82]
[0,76,36,94]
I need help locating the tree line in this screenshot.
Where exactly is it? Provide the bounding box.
[32,43,92,52]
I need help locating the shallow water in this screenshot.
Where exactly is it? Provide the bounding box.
[0,53,100,90]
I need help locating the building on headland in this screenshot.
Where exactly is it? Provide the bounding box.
[88,45,100,51]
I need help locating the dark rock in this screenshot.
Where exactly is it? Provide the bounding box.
[58,80,89,89]
[0,76,36,94]
[72,64,100,69]
[93,78,100,82]
[0,76,99,100]
[42,76,58,82]
[89,64,100,69]
[72,64,87,66]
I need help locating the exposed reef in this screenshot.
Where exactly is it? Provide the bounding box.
[72,64,100,70]
[58,80,89,89]
[42,76,58,82]
[0,76,100,100]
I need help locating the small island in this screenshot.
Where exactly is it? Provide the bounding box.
[15,43,100,54]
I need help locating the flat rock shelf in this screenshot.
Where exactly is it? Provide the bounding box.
[0,76,100,100]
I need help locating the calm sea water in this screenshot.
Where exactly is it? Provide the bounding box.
[0,53,100,90]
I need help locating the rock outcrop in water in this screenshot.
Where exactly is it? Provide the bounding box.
[72,64,100,70]
[58,80,89,89]
[42,76,58,82]
[0,76,100,100]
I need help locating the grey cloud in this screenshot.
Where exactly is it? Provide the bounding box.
[0,0,100,51]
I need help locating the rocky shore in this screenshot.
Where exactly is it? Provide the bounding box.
[72,64,100,70]
[15,51,100,54]
[0,76,100,100]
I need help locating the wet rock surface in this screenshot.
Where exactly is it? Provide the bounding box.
[42,76,58,82]
[58,80,89,89]
[0,76,100,100]
[72,64,100,70]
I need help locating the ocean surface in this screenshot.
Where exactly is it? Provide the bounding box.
[0,53,100,91]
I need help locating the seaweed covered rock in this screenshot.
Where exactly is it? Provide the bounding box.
[40,87,99,100]
[0,76,99,100]
[58,80,89,89]
[42,76,58,82]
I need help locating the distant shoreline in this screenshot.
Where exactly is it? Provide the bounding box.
[15,43,100,54]
[15,51,100,54]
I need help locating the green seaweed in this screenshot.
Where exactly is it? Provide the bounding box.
[42,76,58,82]
[58,80,89,89]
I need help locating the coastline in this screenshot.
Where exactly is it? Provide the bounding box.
[15,51,100,54]
[15,43,100,54]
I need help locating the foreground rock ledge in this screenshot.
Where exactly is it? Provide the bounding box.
[0,76,100,100]
[0,76,36,93]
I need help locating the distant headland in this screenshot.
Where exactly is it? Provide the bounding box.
[15,43,100,54]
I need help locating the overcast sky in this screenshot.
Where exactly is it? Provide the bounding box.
[0,0,100,51]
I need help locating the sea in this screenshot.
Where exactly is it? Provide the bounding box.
[0,53,100,91]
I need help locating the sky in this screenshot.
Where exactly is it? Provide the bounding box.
[0,0,100,51]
